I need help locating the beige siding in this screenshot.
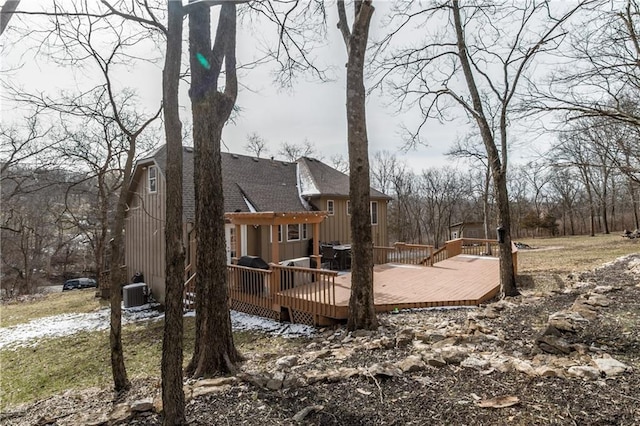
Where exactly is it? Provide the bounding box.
[312,196,389,246]
[257,225,310,263]
[125,166,167,303]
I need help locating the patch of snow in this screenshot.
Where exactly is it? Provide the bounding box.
[242,195,258,213]
[185,310,316,338]
[0,304,162,350]
[296,160,319,198]
[1,305,315,351]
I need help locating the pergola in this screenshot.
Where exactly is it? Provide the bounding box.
[224,211,329,266]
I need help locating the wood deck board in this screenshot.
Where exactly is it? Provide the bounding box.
[276,255,500,319]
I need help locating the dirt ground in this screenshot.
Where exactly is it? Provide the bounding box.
[2,254,639,426]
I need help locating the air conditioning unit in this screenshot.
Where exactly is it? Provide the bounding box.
[123,283,147,308]
[282,257,311,268]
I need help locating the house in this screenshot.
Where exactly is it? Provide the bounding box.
[449,221,496,240]
[124,145,391,303]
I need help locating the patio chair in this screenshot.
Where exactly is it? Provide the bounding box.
[321,245,338,270]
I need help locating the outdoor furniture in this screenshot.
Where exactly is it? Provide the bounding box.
[333,244,352,270]
[321,245,338,270]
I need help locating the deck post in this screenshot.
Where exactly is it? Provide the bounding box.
[235,224,242,260]
[271,225,280,264]
[446,239,463,257]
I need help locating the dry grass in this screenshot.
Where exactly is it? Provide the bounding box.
[0,296,301,409]
[0,290,107,328]
[516,233,639,292]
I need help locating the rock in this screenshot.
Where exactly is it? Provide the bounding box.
[461,356,491,371]
[352,329,375,338]
[192,384,231,398]
[592,285,614,294]
[567,366,601,380]
[283,373,306,389]
[570,300,598,320]
[330,347,354,360]
[540,324,562,337]
[153,395,163,414]
[548,311,590,333]
[431,337,460,349]
[487,356,513,373]
[593,357,631,377]
[326,367,359,382]
[195,377,237,388]
[367,362,403,377]
[424,356,447,368]
[581,293,611,307]
[535,366,561,377]
[292,405,324,423]
[85,416,109,426]
[439,347,469,365]
[536,335,572,355]
[341,335,354,344]
[130,398,154,413]
[395,328,415,347]
[397,355,426,373]
[303,370,326,384]
[512,359,536,376]
[108,403,132,424]
[275,355,300,370]
[266,371,286,390]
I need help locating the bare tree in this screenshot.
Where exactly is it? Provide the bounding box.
[447,136,493,243]
[0,0,20,35]
[5,0,163,391]
[337,0,377,330]
[244,132,269,158]
[374,1,588,296]
[330,153,350,174]
[160,0,185,423]
[534,0,640,127]
[186,0,242,377]
[278,139,318,162]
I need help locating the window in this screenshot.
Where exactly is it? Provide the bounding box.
[148,165,157,193]
[270,225,283,243]
[302,223,308,239]
[327,200,335,215]
[347,201,351,216]
[287,224,300,241]
[370,201,378,225]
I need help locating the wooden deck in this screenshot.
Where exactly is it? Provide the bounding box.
[276,254,501,323]
[184,238,513,326]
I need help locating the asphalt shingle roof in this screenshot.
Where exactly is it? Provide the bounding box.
[297,157,389,199]
[153,146,307,222]
[148,145,389,222]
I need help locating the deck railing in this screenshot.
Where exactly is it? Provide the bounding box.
[373,243,434,265]
[227,264,274,311]
[459,238,500,257]
[270,263,339,318]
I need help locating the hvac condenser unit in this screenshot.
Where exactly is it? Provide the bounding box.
[123,283,147,308]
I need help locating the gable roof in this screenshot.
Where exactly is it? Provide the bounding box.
[297,157,390,199]
[150,146,308,222]
[133,145,390,222]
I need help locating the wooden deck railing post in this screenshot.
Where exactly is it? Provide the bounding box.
[446,239,463,257]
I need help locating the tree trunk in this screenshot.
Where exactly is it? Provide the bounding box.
[338,0,377,331]
[108,137,135,393]
[452,0,517,297]
[161,1,185,424]
[186,2,241,377]
[493,169,518,296]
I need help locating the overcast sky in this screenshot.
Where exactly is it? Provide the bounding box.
[0,0,554,173]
